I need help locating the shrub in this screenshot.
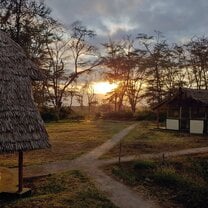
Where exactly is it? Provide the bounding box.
[40,106,83,122]
[134,110,166,122]
[112,166,136,185]
[59,106,72,120]
[153,168,188,188]
[152,165,208,208]
[102,111,134,120]
[40,106,57,122]
[192,159,208,182]
[134,160,156,170]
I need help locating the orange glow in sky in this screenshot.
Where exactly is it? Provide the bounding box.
[92,82,117,95]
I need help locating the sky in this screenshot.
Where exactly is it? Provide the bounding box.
[45,0,208,44]
[44,0,208,105]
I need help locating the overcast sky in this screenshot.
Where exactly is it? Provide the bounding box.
[45,0,208,44]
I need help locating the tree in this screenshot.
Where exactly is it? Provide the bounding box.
[45,22,99,119]
[0,0,60,108]
[0,0,56,62]
[102,37,146,112]
[84,82,97,114]
[102,39,130,111]
[185,36,208,89]
[137,32,171,105]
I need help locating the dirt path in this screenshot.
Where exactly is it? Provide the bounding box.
[10,124,208,208]
[99,146,208,166]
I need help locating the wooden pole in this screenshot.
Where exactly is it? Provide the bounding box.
[18,151,23,193]
[156,109,160,128]
[179,106,182,131]
[118,141,122,166]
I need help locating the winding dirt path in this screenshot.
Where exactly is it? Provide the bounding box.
[10,123,208,208]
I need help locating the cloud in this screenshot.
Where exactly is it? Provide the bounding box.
[45,0,208,43]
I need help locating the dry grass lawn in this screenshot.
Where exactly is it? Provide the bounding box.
[105,153,208,208]
[103,121,208,159]
[1,170,117,208]
[0,120,131,167]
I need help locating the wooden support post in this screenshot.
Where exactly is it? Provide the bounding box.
[156,109,160,129]
[189,107,191,132]
[204,108,207,134]
[118,141,122,166]
[167,107,169,118]
[18,151,23,193]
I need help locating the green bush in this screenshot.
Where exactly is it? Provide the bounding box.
[176,185,208,208]
[103,111,134,120]
[40,106,57,122]
[192,159,208,182]
[134,160,156,170]
[112,166,136,185]
[153,168,188,188]
[40,106,83,122]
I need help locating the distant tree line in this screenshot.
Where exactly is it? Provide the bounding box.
[101,32,208,112]
[1,0,208,118]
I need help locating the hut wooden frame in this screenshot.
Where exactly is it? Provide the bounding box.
[154,88,208,135]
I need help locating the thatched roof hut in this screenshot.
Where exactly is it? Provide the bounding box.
[0,30,50,153]
[0,30,50,194]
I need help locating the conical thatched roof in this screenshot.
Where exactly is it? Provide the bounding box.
[0,30,50,153]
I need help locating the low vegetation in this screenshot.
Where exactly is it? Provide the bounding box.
[1,170,117,208]
[103,121,208,158]
[0,120,131,167]
[107,154,208,208]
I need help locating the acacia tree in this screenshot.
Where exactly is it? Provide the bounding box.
[102,39,131,111]
[0,0,59,109]
[137,32,172,105]
[0,0,56,62]
[102,37,146,112]
[45,22,99,119]
[185,37,208,89]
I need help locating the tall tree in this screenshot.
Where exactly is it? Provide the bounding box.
[185,37,208,89]
[0,0,56,62]
[45,22,99,119]
[102,37,146,112]
[0,0,59,108]
[102,39,130,111]
[137,32,170,105]
[84,82,97,114]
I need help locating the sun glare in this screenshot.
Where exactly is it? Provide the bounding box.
[92,82,117,95]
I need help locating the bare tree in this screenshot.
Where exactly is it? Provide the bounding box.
[185,36,208,89]
[44,22,99,119]
[84,82,97,114]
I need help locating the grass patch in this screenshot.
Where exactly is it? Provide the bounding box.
[108,154,208,208]
[0,120,132,167]
[1,170,117,208]
[112,166,136,185]
[134,160,156,170]
[103,121,208,158]
[153,168,189,188]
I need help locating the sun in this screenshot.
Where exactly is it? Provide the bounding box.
[92,82,117,95]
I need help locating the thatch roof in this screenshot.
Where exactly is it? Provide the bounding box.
[153,87,208,110]
[0,30,50,153]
